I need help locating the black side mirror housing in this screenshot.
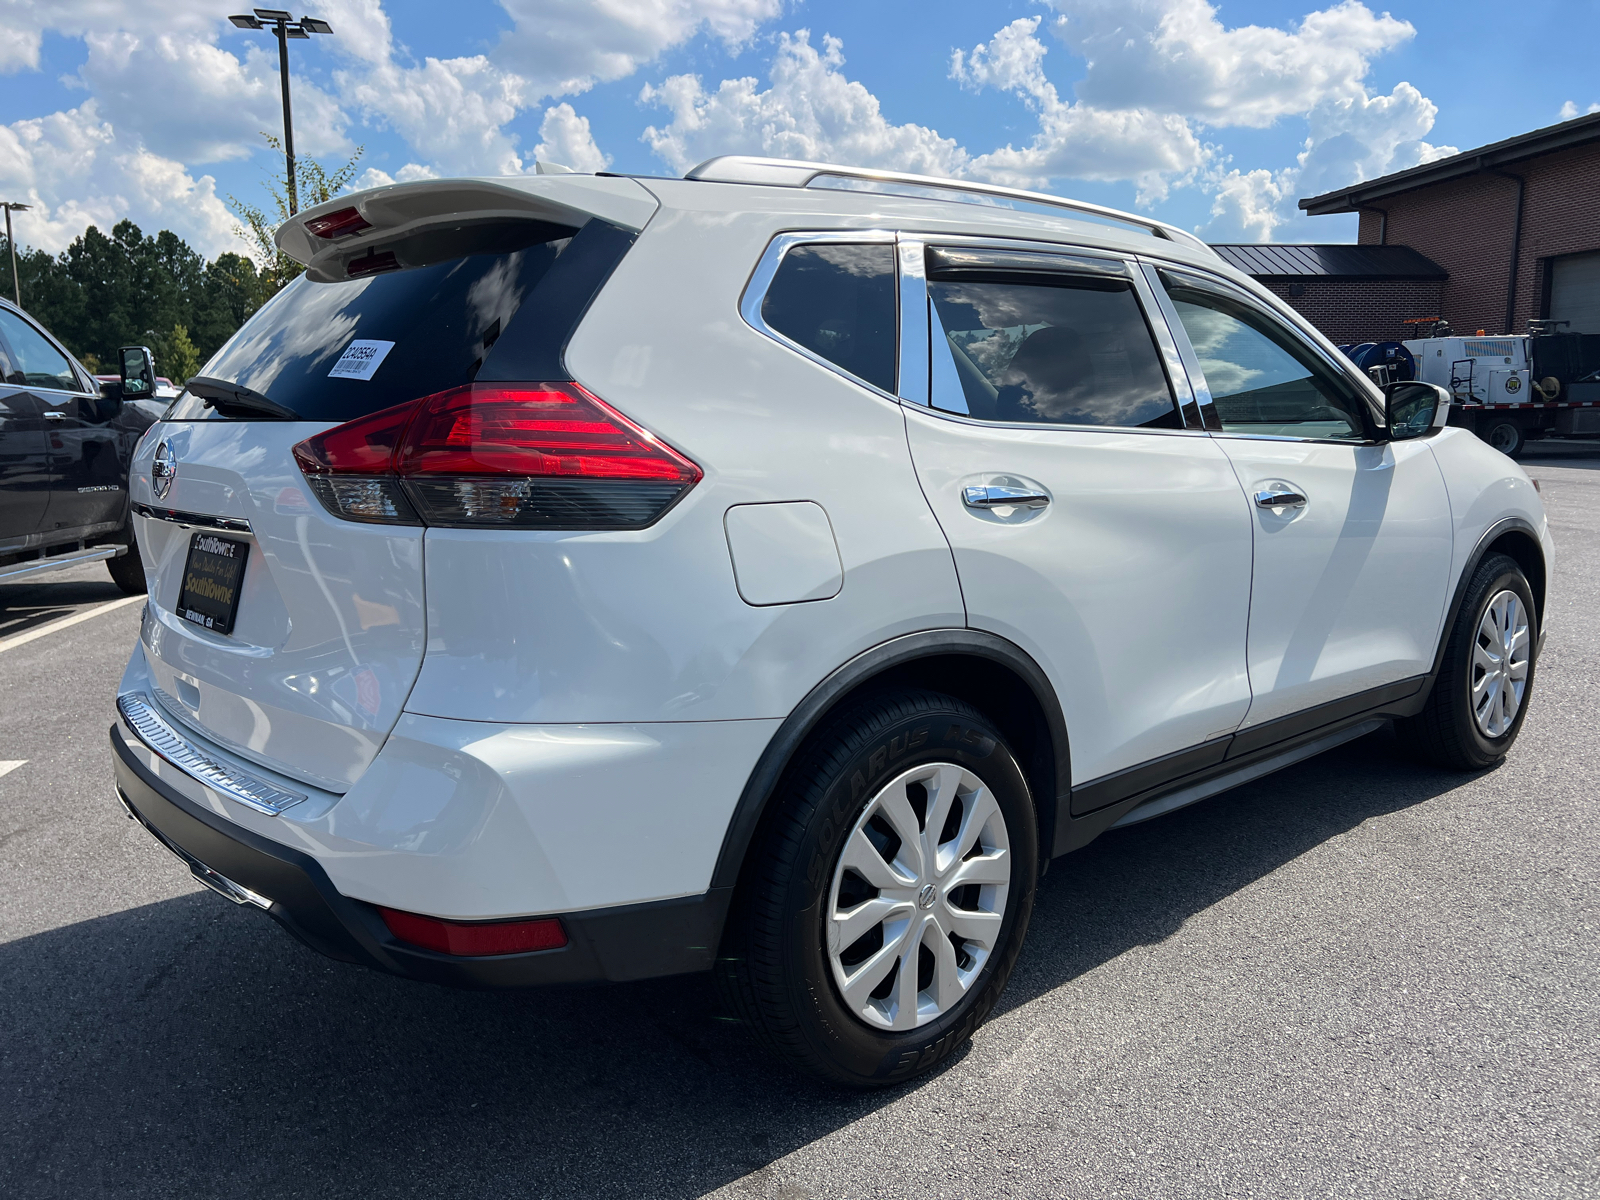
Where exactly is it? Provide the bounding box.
[1383,381,1450,441]
[119,345,157,401]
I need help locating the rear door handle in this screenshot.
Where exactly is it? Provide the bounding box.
[1254,487,1307,509]
[43,411,68,421]
[964,485,1050,510]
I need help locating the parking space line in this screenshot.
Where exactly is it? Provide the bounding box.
[0,761,26,778]
[0,596,146,655]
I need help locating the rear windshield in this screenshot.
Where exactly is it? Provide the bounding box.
[167,220,588,424]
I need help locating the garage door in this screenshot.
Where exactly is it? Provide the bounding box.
[1550,250,1600,334]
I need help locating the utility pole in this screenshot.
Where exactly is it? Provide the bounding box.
[1,202,29,308]
[228,10,334,216]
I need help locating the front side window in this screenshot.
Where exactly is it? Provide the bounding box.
[0,310,79,392]
[927,275,1179,429]
[1162,279,1367,440]
[760,243,897,393]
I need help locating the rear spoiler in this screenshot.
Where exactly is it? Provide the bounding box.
[275,176,659,276]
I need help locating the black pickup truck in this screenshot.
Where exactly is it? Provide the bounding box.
[0,297,165,594]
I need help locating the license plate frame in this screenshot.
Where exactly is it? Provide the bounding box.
[175,531,250,635]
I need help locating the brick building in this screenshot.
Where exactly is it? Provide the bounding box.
[1209,243,1447,344]
[1298,111,1600,338]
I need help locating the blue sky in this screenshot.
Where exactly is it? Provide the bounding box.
[3,0,1597,259]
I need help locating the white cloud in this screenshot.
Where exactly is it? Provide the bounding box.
[0,102,243,257]
[533,104,611,173]
[1051,0,1416,129]
[354,162,439,190]
[1559,100,1600,120]
[954,18,1205,203]
[494,0,783,98]
[641,30,964,176]
[1,0,793,245]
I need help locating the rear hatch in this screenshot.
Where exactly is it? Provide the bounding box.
[130,176,655,791]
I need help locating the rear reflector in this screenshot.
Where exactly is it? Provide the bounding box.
[292,382,700,529]
[378,907,568,956]
[304,206,372,239]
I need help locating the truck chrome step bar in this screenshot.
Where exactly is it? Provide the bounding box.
[0,544,123,582]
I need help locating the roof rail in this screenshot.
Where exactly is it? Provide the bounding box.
[685,156,1214,255]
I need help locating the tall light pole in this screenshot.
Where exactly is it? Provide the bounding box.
[228,10,334,215]
[1,202,29,308]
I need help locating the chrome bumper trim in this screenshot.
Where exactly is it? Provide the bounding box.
[116,692,306,816]
[132,503,253,534]
[115,785,274,908]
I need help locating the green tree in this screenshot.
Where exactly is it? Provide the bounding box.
[148,323,202,382]
[229,134,364,296]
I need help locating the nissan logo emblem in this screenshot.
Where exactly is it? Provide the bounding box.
[151,439,176,500]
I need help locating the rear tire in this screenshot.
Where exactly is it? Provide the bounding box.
[718,689,1038,1087]
[1484,419,1525,459]
[106,535,146,595]
[1399,553,1536,770]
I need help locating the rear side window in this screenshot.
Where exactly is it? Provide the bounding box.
[928,275,1179,428]
[0,309,79,392]
[760,244,897,393]
[167,219,634,424]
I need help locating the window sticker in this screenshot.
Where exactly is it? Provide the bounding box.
[328,339,395,381]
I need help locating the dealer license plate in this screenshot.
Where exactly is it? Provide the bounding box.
[176,532,250,635]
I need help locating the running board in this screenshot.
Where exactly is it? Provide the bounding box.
[0,544,122,582]
[1110,718,1386,830]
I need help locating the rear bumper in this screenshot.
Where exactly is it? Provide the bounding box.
[111,723,730,988]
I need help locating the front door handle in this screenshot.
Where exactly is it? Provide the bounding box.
[1254,486,1307,509]
[43,411,68,421]
[964,485,1051,510]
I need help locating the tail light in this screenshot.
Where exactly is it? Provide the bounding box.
[378,906,567,956]
[292,382,701,529]
[304,206,371,239]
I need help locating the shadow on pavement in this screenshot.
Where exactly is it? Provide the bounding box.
[0,731,1472,1198]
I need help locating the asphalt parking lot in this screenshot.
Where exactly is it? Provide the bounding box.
[2,447,1596,1199]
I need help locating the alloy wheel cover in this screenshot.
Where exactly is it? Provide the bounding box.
[825,762,1011,1031]
[1472,588,1530,738]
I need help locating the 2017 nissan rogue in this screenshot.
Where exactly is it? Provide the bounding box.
[110,158,1551,1086]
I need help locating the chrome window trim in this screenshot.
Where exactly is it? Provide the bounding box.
[133,502,254,534]
[739,229,903,404]
[904,404,1212,439]
[117,691,306,816]
[896,235,929,406]
[914,238,1201,434]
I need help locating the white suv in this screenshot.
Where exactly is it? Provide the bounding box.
[112,158,1551,1086]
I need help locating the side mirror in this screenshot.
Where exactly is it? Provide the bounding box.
[119,345,156,400]
[1383,381,1450,441]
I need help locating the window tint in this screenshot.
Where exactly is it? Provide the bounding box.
[166,219,614,424]
[761,244,897,393]
[1163,284,1366,440]
[927,277,1179,428]
[0,310,78,392]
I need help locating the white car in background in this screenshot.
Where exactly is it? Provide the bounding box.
[111,158,1550,1086]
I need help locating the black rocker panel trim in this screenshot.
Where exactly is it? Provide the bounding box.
[711,629,1071,891]
[111,724,726,987]
[1066,676,1424,823]
[1226,675,1425,759]
[1053,678,1433,856]
[1068,735,1231,818]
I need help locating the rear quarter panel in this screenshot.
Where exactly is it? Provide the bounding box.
[404,201,967,723]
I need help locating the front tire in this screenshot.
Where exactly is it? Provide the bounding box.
[1400,553,1537,769]
[719,689,1038,1087]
